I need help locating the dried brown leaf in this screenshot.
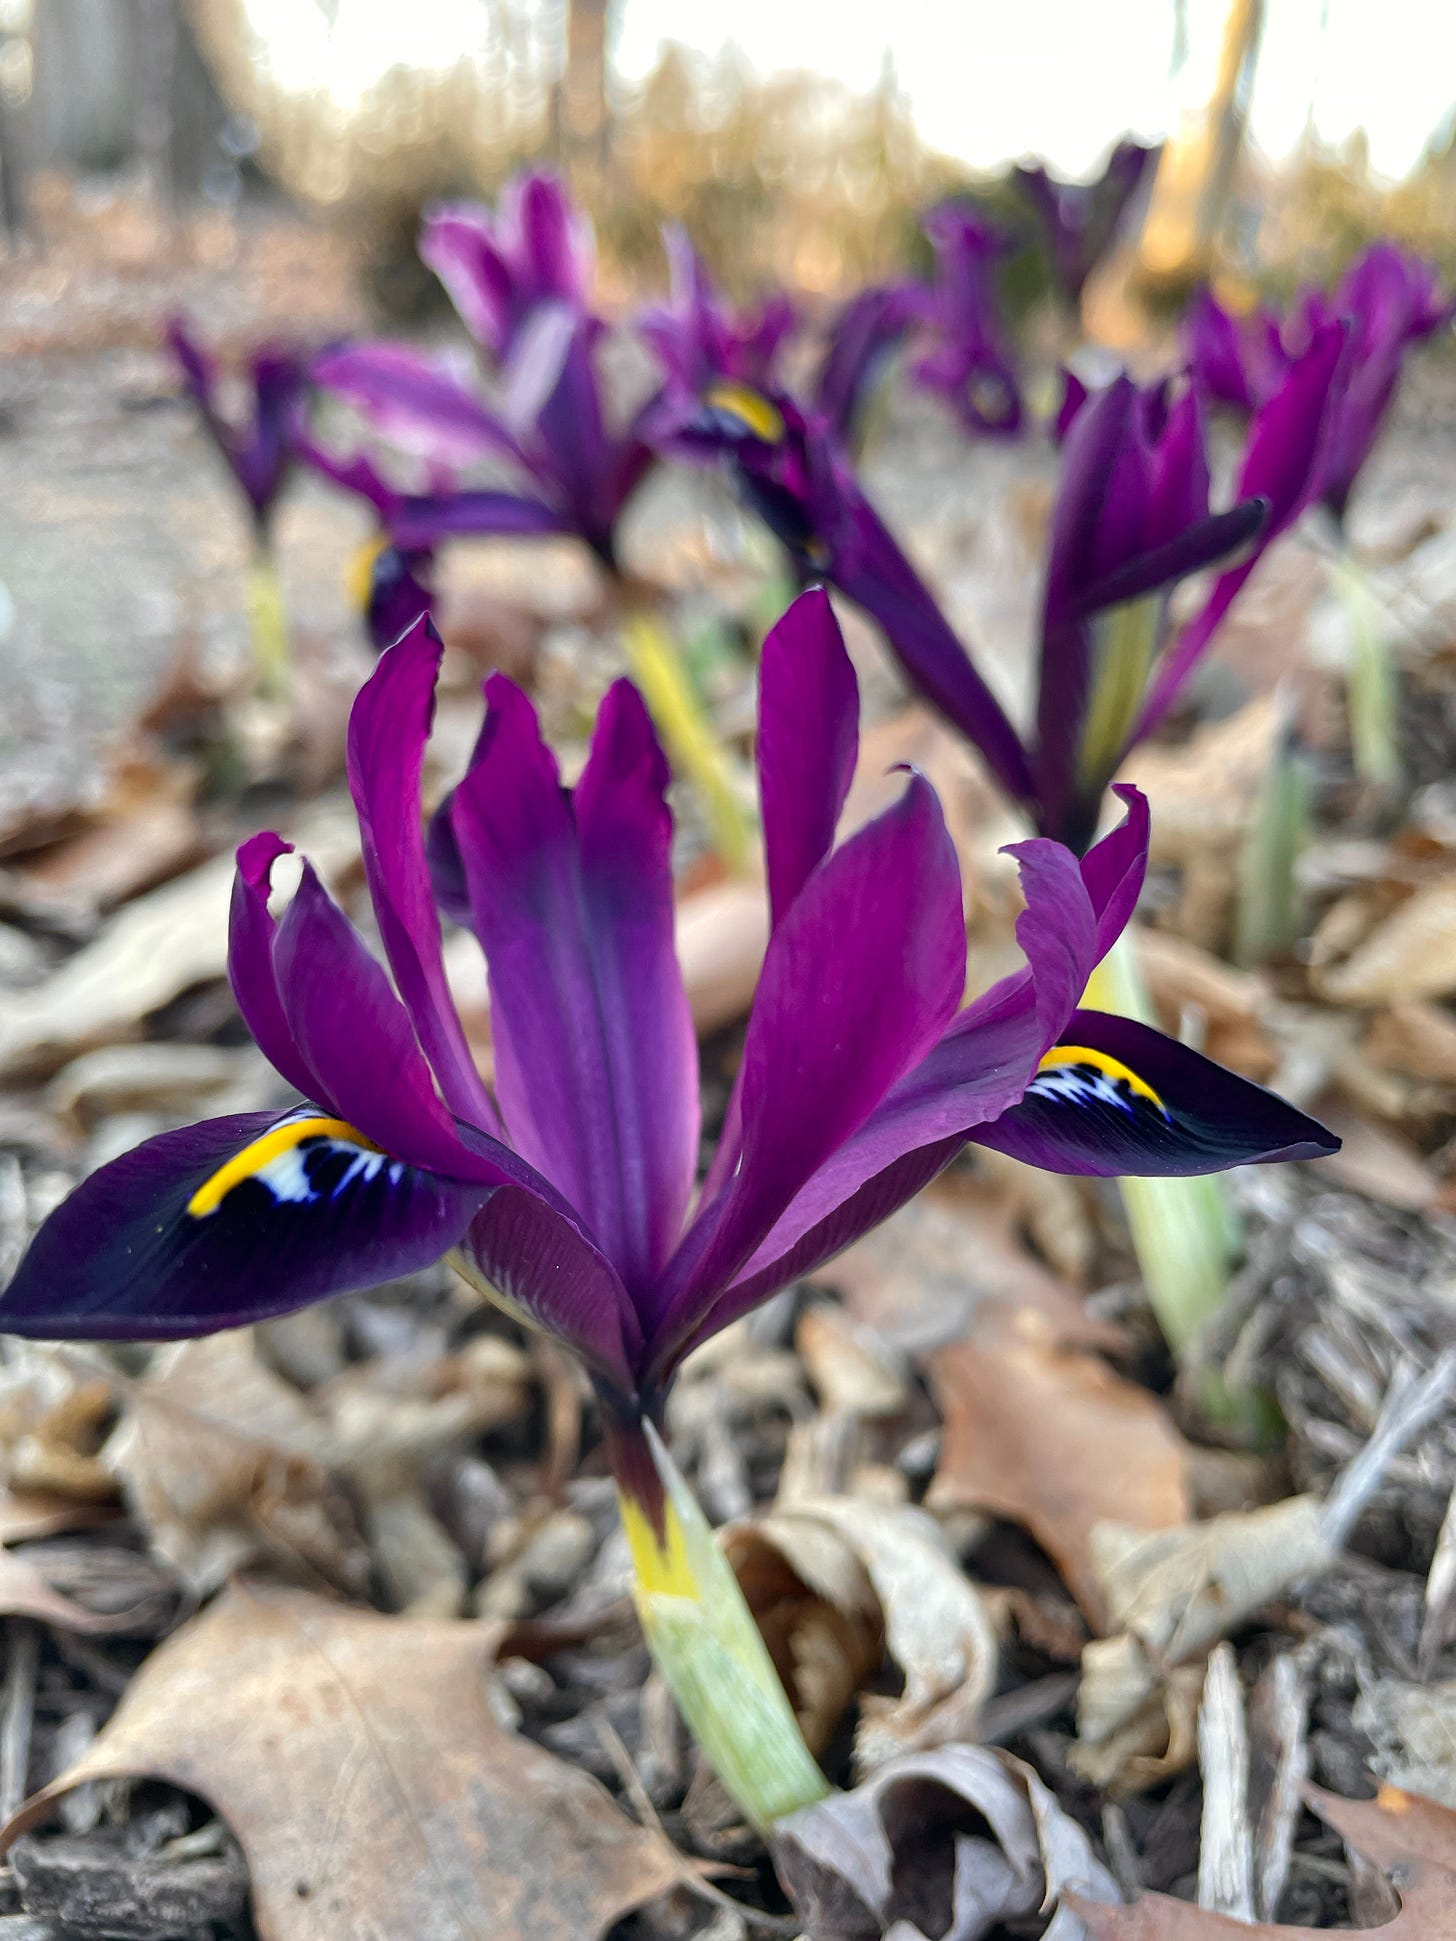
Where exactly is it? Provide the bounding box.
[0,1580,679,1941]
[1317,875,1456,1006]
[1071,1864,1456,1941]
[0,801,359,1081]
[929,1327,1191,1631]
[816,1174,1123,1359]
[1309,1103,1441,1211]
[105,1332,368,1598]
[772,1743,1119,1941]
[1308,1782,1456,1872]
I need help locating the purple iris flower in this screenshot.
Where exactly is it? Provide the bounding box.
[1,596,1332,1465]
[166,316,304,540]
[312,319,655,576]
[1013,139,1162,312]
[420,171,593,367]
[658,329,1344,852]
[1185,245,1451,524]
[639,226,797,405]
[813,280,928,452]
[912,205,1023,437]
[312,175,656,575]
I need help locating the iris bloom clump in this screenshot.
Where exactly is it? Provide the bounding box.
[665,328,1345,854]
[1014,139,1163,314]
[3,589,1333,1818]
[1184,243,1451,526]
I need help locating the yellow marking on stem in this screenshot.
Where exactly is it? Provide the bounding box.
[703,381,785,445]
[186,1116,372,1218]
[621,612,751,874]
[345,534,387,615]
[1037,1043,1165,1110]
[617,1489,700,1601]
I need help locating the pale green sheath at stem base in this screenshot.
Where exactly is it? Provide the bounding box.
[1329,547,1401,792]
[247,545,291,702]
[611,1417,831,1831]
[1085,932,1273,1440]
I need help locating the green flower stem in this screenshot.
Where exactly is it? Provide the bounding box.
[1085,931,1239,1352]
[1233,701,1312,968]
[1330,547,1400,791]
[246,542,291,702]
[1087,932,1278,1439]
[607,1414,830,1831]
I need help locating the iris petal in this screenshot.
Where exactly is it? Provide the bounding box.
[0,1109,484,1340]
[969,1008,1339,1176]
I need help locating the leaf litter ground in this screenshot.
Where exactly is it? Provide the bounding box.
[4,203,1456,1939]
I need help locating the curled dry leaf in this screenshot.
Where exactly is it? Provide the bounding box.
[1308,1781,1456,1872]
[0,1580,679,1941]
[771,1743,1119,1941]
[1073,1497,1334,1791]
[724,1494,998,1775]
[929,1322,1191,1632]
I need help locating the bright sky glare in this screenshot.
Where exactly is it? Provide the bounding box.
[242,0,1456,184]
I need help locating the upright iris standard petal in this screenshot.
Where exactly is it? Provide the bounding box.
[422,174,593,365]
[449,676,699,1286]
[757,588,859,929]
[914,206,1023,436]
[166,317,303,532]
[639,228,796,402]
[1136,321,1346,745]
[313,344,525,468]
[663,770,966,1311]
[813,282,924,449]
[699,792,1150,1303]
[970,1009,1339,1175]
[1033,374,1269,851]
[227,834,322,1107]
[0,1110,486,1339]
[346,621,502,1133]
[1014,139,1161,309]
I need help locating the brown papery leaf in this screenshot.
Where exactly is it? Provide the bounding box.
[1309,1782,1456,1872]
[1071,1865,1456,1941]
[929,1322,1191,1630]
[0,1580,680,1941]
[1317,875,1456,1006]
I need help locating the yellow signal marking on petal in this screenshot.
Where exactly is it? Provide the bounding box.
[1036,1044,1166,1111]
[186,1116,375,1218]
[344,533,387,615]
[703,381,785,445]
[617,1489,701,1601]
